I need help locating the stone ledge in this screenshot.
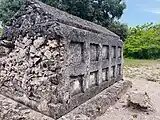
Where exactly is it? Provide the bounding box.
[58,80,132,120]
[0,80,131,120]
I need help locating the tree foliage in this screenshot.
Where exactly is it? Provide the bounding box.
[124,23,160,59]
[0,0,24,26]
[107,21,128,41]
[0,0,128,41]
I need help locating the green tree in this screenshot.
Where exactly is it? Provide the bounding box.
[40,0,56,6]
[0,0,24,26]
[107,21,128,41]
[124,23,160,59]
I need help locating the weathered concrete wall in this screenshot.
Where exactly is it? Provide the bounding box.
[0,80,132,120]
[58,80,132,120]
[0,0,123,119]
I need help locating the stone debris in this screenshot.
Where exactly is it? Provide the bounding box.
[33,37,45,49]
[127,91,153,110]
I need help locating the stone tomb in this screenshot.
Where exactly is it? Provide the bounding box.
[0,0,123,119]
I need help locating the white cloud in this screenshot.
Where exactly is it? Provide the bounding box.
[133,1,160,15]
[145,8,160,14]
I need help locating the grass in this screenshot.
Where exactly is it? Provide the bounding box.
[124,58,160,67]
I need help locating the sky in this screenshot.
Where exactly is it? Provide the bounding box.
[120,0,160,27]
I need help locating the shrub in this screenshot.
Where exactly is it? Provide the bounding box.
[124,23,160,59]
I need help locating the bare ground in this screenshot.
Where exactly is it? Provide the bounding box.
[96,62,160,120]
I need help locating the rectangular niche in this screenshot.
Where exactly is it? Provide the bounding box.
[111,46,116,58]
[117,64,122,75]
[89,71,98,87]
[90,43,99,61]
[111,66,116,78]
[102,68,109,82]
[102,45,109,60]
[118,47,122,58]
[70,41,84,64]
[70,75,84,96]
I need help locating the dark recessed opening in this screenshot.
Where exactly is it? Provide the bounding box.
[90,43,99,61]
[102,68,109,81]
[102,45,109,60]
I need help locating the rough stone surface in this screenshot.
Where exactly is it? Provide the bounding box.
[58,80,132,120]
[28,0,119,38]
[127,91,153,110]
[0,0,124,119]
[0,94,54,120]
[0,80,131,120]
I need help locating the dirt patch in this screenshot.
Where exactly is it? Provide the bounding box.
[124,64,160,83]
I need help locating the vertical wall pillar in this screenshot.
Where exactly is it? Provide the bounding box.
[98,44,103,85]
[115,44,118,82]
[108,44,112,81]
[83,41,90,91]
[121,44,124,79]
